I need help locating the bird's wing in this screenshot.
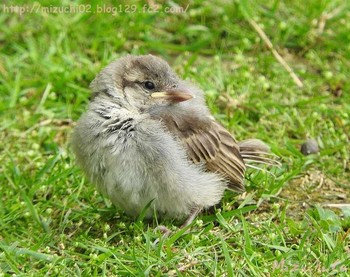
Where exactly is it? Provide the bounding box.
[184,121,246,192]
[165,116,246,192]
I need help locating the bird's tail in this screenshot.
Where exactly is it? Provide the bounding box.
[238,139,281,171]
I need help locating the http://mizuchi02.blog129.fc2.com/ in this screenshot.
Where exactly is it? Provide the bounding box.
[1,3,190,16]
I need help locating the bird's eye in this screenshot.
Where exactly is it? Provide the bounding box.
[144,81,155,90]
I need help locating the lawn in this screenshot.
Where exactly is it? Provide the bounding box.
[1,0,349,276]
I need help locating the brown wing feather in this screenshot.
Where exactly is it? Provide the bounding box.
[185,122,245,192]
[162,113,246,192]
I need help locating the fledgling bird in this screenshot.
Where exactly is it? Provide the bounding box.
[72,54,277,228]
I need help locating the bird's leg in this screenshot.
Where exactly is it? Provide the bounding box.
[180,206,202,229]
[154,207,202,243]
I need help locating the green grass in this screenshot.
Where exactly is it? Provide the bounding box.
[1,0,349,275]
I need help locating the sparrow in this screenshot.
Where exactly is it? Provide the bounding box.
[72,54,277,229]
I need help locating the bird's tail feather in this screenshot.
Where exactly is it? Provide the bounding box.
[238,139,281,171]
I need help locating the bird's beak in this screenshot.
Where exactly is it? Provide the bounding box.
[151,90,194,103]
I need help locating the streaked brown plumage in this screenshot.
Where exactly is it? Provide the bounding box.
[158,113,245,192]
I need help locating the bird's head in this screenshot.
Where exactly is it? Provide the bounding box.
[90,55,195,111]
